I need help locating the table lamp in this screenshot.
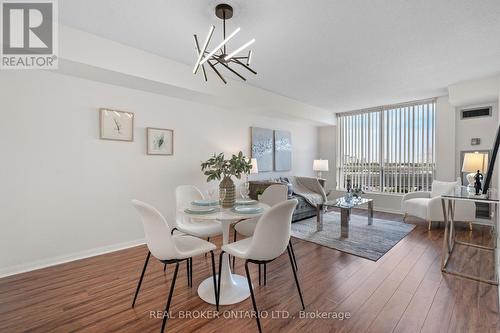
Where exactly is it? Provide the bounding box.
[242,158,259,199]
[313,159,329,178]
[250,158,259,174]
[462,152,488,194]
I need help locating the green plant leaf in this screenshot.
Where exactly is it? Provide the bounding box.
[200,151,252,182]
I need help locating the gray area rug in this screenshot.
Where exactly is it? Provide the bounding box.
[291,212,415,261]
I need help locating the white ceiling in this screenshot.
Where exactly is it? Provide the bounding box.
[60,0,500,113]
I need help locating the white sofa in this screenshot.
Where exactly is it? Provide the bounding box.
[401,180,476,230]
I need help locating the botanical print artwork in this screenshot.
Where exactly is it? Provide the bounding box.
[153,133,165,151]
[147,128,174,155]
[251,127,274,172]
[100,109,134,141]
[274,130,292,171]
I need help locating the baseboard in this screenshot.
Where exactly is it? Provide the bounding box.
[0,238,145,279]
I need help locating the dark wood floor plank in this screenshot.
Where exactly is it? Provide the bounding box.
[392,257,442,333]
[365,235,441,333]
[331,231,431,332]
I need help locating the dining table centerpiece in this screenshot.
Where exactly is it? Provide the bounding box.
[201,152,252,208]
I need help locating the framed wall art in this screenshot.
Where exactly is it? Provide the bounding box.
[147,128,174,155]
[99,108,134,141]
[251,127,274,172]
[274,130,292,171]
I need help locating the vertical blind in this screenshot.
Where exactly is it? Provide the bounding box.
[336,99,436,194]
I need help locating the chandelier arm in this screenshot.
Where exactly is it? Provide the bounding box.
[219,62,246,81]
[223,39,255,62]
[193,35,208,81]
[201,63,208,81]
[246,50,252,65]
[223,9,226,54]
[193,27,214,74]
[200,27,240,66]
[231,59,257,75]
[206,60,227,84]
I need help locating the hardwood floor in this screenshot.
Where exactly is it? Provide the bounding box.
[0,210,498,333]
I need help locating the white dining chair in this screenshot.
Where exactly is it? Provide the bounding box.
[234,184,288,236]
[175,185,223,238]
[168,185,223,274]
[217,199,304,332]
[131,200,218,333]
[233,184,298,284]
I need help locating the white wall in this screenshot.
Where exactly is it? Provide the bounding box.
[318,126,336,191]
[435,96,456,181]
[0,70,318,276]
[448,76,499,107]
[449,75,499,186]
[455,102,499,185]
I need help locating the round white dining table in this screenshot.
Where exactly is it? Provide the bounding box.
[180,202,270,305]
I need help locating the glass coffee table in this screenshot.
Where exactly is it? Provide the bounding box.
[316,197,373,237]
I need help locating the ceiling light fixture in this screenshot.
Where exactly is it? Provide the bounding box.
[193,3,257,84]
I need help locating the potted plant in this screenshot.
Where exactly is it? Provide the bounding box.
[201,152,252,207]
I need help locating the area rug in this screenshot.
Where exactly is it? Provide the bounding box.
[291,212,415,261]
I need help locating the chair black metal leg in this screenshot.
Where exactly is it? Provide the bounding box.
[186,259,190,287]
[245,261,262,333]
[210,251,217,309]
[258,264,262,286]
[205,238,210,258]
[163,263,167,272]
[190,258,193,287]
[289,239,298,271]
[232,230,237,270]
[217,251,225,311]
[287,246,305,310]
[160,262,180,333]
[132,251,151,307]
[264,263,267,286]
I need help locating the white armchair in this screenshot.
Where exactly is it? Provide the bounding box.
[402,180,476,230]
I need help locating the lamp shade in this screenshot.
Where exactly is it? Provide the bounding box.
[250,158,259,174]
[462,152,488,173]
[313,159,329,172]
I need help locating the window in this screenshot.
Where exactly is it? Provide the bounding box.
[336,99,436,194]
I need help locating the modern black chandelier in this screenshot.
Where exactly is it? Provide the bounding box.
[193,3,256,84]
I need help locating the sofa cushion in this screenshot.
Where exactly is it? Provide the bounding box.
[403,198,432,220]
[430,180,457,198]
[292,195,317,222]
